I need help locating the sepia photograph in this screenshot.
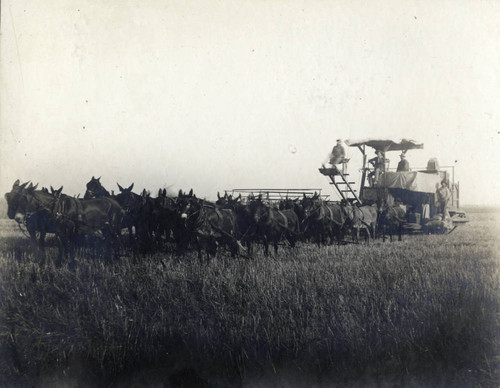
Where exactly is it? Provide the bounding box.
[1,0,499,386]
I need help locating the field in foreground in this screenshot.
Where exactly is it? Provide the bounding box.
[0,209,498,387]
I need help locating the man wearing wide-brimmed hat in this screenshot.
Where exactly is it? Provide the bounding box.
[397,153,410,172]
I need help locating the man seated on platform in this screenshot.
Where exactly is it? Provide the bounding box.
[328,139,348,174]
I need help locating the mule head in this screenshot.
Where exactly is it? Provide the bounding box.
[85,176,108,198]
[250,198,269,224]
[300,195,316,217]
[215,191,229,207]
[117,183,134,194]
[50,186,63,197]
[8,182,41,223]
[27,182,39,191]
[4,180,29,220]
[158,188,166,198]
[176,195,194,224]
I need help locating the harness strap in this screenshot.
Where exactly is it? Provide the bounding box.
[325,205,333,221]
[276,209,288,230]
[74,197,83,223]
[17,222,31,238]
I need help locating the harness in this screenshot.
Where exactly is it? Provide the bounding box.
[23,191,55,223]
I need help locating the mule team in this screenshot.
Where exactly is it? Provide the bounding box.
[4,177,404,268]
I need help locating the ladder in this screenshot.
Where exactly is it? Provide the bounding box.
[319,166,362,204]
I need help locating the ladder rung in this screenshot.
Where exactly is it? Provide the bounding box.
[335,182,356,185]
[341,190,357,192]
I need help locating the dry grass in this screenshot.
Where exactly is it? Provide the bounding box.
[0,211,498,387]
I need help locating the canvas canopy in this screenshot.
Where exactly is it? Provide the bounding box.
[345,138,424,152]
[380,171,446,193]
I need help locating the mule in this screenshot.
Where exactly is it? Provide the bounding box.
[378,204,406,242]
[217,193,257,255]
[4,180,60,261]
[300,194,346,245]
[52,193,124,267]
[342,203,378,243]
[176,190,241,260]
[249,197,300,255]
[85,178,153,251]
[113,183,156,250]
[152,188,177,249]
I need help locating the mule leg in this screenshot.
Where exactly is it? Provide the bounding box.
[245,240,253,256]
[228,238,239,258]
[263,236,269,256]
[55,234,64,268]
[111,232,122,260]
[196,236,204,261]
[68,234,77,271]
[28,229,40,261]
[128,225,134,246]
[38,231,47,264]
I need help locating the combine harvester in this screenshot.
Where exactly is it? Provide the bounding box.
[319,138,468,235]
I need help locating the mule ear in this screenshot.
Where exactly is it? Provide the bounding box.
[162,188,167,197]
[217,192,220,199]
[178,189,183,197]
[56,186,63,195]
[117,183,124,192]
[128,183,134,191]
[32,183,38,191]
[13,179,20,187]
[188,189,193,197]
[97,176,101,181]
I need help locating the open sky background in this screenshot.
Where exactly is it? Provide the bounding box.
[1,0,499,205]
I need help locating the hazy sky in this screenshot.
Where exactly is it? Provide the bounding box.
[1,0,499,204]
